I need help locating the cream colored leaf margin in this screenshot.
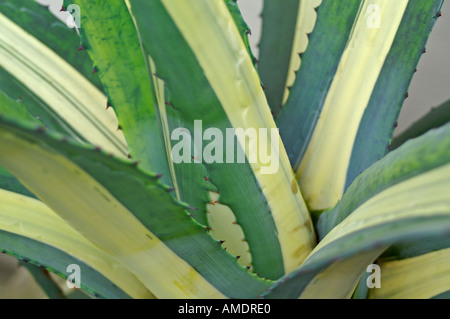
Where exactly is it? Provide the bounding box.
[282,0,322,105]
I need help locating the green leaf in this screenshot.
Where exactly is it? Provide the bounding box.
[391,99,450,150]
[346,0,444,189]
[0,189,152,299]
[19,260,66,299]
[369,248,450,299]
[276,0,361,169]
[0,89,38,197]
[0,114,271,298]
[259,0,321,117]
[261,123,450,298]
[259,0,300,117]
[129,0,316,279]
[65,0,172,186]
[277,0,443,211]
[0,3,128,157]
[319,122,450,237]
[0,0,102,90]
[224,0,258,68]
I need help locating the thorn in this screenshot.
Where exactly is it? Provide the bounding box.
[246,266,251,270]
[204,176,209,181]
[246,29,252,36]
[236,256,241,260]
[92,67,98,74]
[106,101,112,110]
[60,5,66,12]
[22,259,29,263]
[404,92,409,99]
[132,161,140,167]
[117,125,122,131]
[209,201,216,206]
[206,226,213,231]
[155,173,163,179]
[262,85,267,91]
[127,154,132,159]
[220,240,225,244]
[165,101,172,107]
[94,146,102,152]
[423,48,427,54]
[188,206,197,211]
[77,44,84,51]
[168,187,175,192]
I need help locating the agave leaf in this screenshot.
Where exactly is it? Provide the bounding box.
[261,123,450,298]
[277,0,443,211]
[0,113,271,298]
[0,0,103,137]
[259,0,322,117]
[319,122,450,236]
[370,248,450,299]
[0,189,152,299]
[0,1,127,157]
[391,99,450,150]
[64,0,172,185]
[129,0,316,279]
[432,291,450,299]
[0,0,102,90]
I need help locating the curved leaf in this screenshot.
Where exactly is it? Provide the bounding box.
[65,0,172,185]
[129,0,316,279]
[0,189,152,299]
[0,115,271,298]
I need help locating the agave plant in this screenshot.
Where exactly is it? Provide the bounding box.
[0,0,449,299]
